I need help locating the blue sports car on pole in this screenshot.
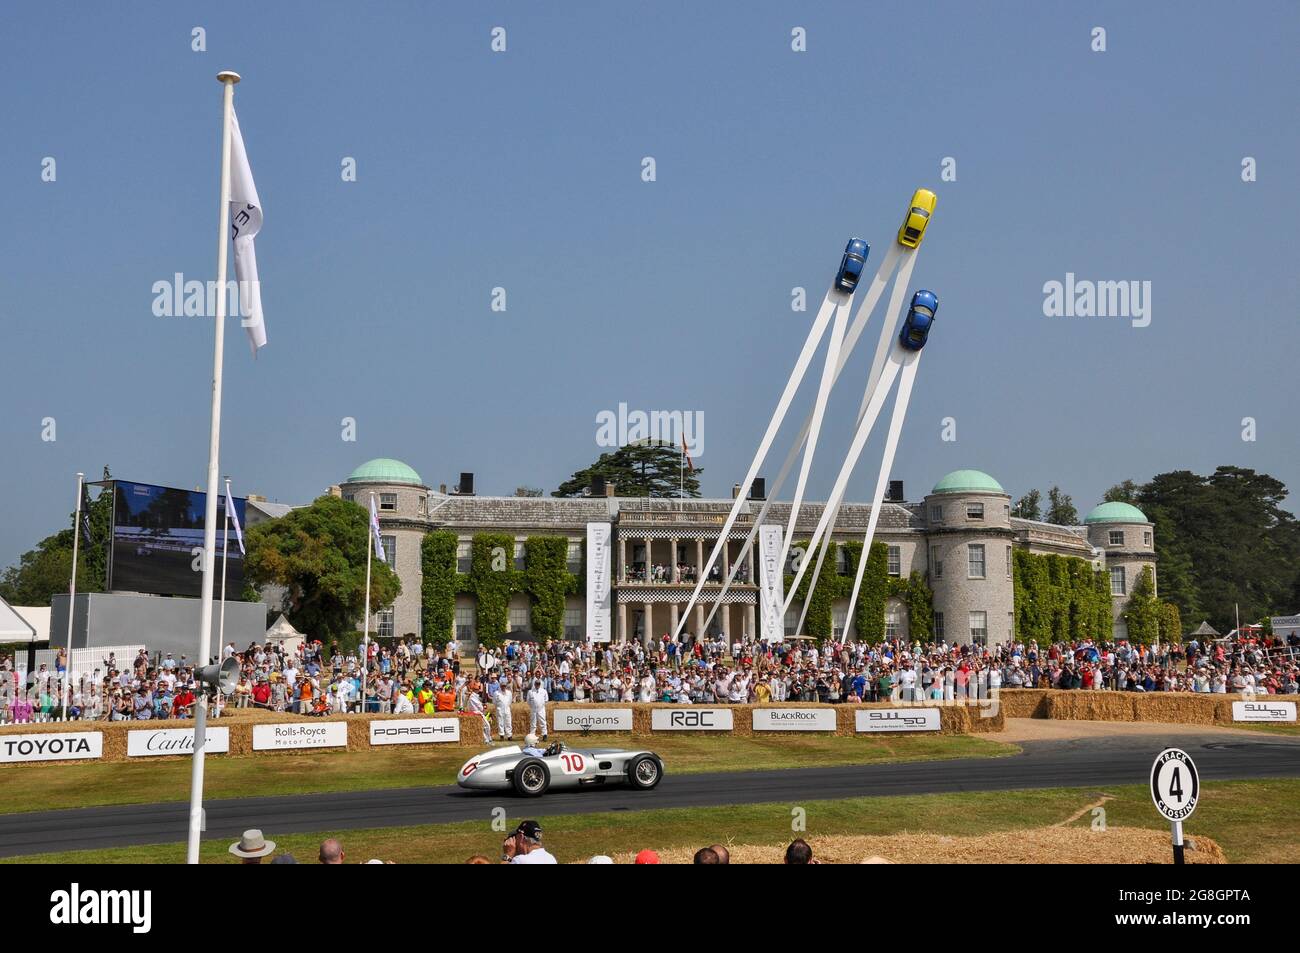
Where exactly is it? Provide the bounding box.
[899,290,937,350]
[835,238,870,293]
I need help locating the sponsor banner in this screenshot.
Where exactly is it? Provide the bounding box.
[651,707,734,731]
[586,522,612,643]
[855,708,942,733]
[553,708,633,732]
[252,722,347,751]
[127,726,230,758]
[752,707,836,732]
[0,731,103,763]
[369,718,461,745]
[757,524,785,642]
[1232,700,1297,723]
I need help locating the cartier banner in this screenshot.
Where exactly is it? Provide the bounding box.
[758,523,785,641]
[586,522,612,643]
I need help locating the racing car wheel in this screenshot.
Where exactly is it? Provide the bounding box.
[512,757,551,797]
[626,754,663,790]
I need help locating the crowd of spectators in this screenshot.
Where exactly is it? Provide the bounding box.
[2,626,1296,725]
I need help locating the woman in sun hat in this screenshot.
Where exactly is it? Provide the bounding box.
[229,830,276,864]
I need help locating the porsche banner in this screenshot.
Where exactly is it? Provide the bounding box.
[586,522,612,643]
[758,523,785,641]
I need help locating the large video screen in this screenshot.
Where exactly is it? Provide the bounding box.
[109,480,248,597]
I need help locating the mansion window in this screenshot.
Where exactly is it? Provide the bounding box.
[509,606,530,632]
[564,608,582,639]
[934,611,945,641]
[381,535,396,568]
[969,611,988,645]
[1110,566,1127,596]
[833,608,847,639]
[1143,531,1152,547]
[968,544,986,579]
[887,545,901,577]
[379,493,398,512]
[377,608,394,639]
[885,605,901,639]
[930,505,943,523]
[784,609,799,637]
[417,496,428,517]
[966,502,984,520]
[514,541,526,571]
[455,606,476,641]
[1108,530,1124,546]
[1006,546,1013,578]
[931,548,943,579]
[566,541,582,573]
[456,540,472,573]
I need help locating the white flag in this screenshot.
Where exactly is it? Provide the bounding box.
[369,495,385,561]
[229,108,267,355]
[225,486,245,556]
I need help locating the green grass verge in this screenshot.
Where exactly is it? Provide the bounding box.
[0,733,1014,815]
[9,778,1295,864]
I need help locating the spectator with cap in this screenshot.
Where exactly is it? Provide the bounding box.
[503,820,556,864]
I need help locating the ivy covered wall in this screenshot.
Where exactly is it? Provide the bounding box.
[421,531,581,649]
[783,541,933,641]
[1012,549,1113,646]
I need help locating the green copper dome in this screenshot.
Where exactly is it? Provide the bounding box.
[346,458,424,486]
[1084,501,1147,524]
[931,469,1005,495]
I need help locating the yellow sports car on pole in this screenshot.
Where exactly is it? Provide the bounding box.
[897,188,937,248]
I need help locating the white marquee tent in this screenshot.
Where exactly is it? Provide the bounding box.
[0,596,38,643]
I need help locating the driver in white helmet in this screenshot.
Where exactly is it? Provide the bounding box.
[521,733,545,758]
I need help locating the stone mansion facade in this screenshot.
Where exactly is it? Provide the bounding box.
[335,459,1157,647]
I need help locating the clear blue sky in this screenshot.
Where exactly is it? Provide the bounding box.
[2,0,1297,568]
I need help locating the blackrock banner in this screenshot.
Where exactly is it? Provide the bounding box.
[369,718,461,745]
[758,523,785,641]
[253,722,348,751]
[586,521,612,643]
[1,731,103,763]
[1232,700,1297,723]
[127,726,230,758]
[752,707,836,732]
[651,707,734,731]
[855,708,942,733]
[554,708,633,732]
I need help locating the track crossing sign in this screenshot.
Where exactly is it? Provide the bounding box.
[1150,748,1199,864]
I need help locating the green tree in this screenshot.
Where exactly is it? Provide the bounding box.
[420,531,458,648]
[1045,486,1078,525]
[1136,467,1299,633]
[553,442,702,498]
[1122,566,1161,644]
[0,484,112,606]
[242,494,401,649]
[1104,480,1141,504]
[1011,489,1042,521]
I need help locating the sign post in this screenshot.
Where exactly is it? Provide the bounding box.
[1150,747,1199,865]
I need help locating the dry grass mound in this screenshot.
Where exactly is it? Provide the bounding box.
[611,826,1225,865]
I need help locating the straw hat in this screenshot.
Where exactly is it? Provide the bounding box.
[229,829,276,858]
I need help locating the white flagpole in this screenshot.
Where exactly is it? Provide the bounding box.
[217,475,231,718]
[362,492,374,713]
[187,70,239,866]
[62,472,84,722]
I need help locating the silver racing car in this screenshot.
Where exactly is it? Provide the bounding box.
[457,741,664,797]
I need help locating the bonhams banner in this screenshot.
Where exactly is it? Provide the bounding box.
[586,522,612,643]
[758,523,785,641]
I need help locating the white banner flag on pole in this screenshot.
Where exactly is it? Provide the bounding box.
[229,108,266,354]
[758,524,785,641]
[224,485,245,556]
[369,495,385,560]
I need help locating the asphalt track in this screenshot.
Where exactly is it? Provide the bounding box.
[2,729,1299,858]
